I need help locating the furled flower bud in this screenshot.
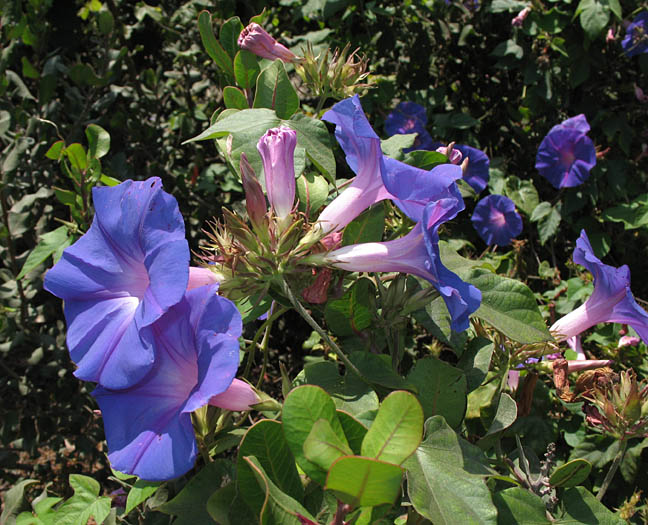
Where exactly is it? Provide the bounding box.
[187,266,224,290]
[209,379,261,411]
[240,153,268,229]
[436,142,463,165]
[238,23,298,63]
[257,127,297,221]
[619,335,641,348]
[511,6,531,27]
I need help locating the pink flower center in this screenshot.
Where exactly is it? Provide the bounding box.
[490,208,506,228]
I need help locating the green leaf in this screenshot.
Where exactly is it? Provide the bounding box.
[492,487,550,525]
[407,357,467,429]
[342,203,385,246]
[324,278,375,337]
[21,57,39,79]
[0,479,38,525]
[402,150,449,170]
[578,0,609,40]
[602,194,648,230]
[53,475,111,525]
[234,50,261,90]
[223,86,248,109]
[237,420,303,519]
[504,177,539,216]
[296,171,329,218]
[491,39,524,59]
[349,351,413,391]
[282,385,346,485]
[465,269,551,343]
[337,411,369,454]
[253,60,299,120]
[158,460,232,524]
[45,140,65,160]
[64,143,87,171]
[293,361,379,416]
[381,134,416,160]
[243,456,317,525]
[361,391,423,465]
[478,393,517,450]
[125,480,161,515]
[326,456,403,507]
[303,419,354,471]
[198,11,234,77]
[85,124,110,159]
[489,0,528,12]
[531,202,561,245]
[219,16,244,59]
[557,487,625,524]
[414,295,468,354]
[206,483,236,525]
[549,459,591,488]
[405,417,497,524]
[17,226,71,280]
[458,337,494,393]
[287,113,335,181]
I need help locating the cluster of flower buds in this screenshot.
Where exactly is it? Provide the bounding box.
[295,42,372,102]
[583,369,648,440]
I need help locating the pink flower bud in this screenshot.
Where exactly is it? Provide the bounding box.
[209,378,260,411]
[511,7,531,27]
[257,127,297,220]
[238,23,298,63]
[619,335,640,347]
[240,153,268,228]
[634,85,648,103]
[436,143,463,165]
[606,27,615,43]
[187,267,223,290]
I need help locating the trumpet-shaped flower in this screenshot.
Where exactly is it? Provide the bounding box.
[551,230,648,343]
[238,23,298,63]
[257,127,297,220]
[44,178,189,389]
[471,194,522,246]
[384,101,434,151]
[535,115,596,189]
[320,198,481,331]
[622,12,648,57]
[93,285,243,481]
[317,96,462,233]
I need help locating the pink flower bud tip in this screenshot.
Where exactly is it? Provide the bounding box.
[512,7,531,27]
[257,127,297,220]
[187,266,223,290]
[238,23,298,63]
[436,143,463,165]
[209,379,260,411]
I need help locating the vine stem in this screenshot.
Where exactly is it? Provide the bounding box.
[242,305,287,379]
[597,439,627,501]
[279,277,369,385]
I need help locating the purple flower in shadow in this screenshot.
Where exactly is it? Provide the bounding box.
[471,195,522,246]
[44,178,189,389]
[535,115,596,189]
[622,12,648,57]
[317,96,461,234]
[551,230,648,343]
[384,102,434,151]
[320,198,481,332]
[93,284,242,481]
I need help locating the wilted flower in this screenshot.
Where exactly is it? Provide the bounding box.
[535,114,596,189]
[44,178,189,389]
[238,23,298,63]
[315,96,462,235]
[471,194,522,246]
[93,285,243,481]
[551,230,648,343]
[316,198,481,332]
[257,127,297,221]
[622,12,648,57]
[511,6,531,27]
[384,102,434,151]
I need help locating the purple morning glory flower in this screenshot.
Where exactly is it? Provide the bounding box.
[44,178,189,389]
[622,12,648,57]
[319,197,481,332]
[316,96,462,233]
[535,115,596,189]
[550,230,648,343]
[454,144,490,193]
[93,284,243,481]
[471,194,522,246]
[384,102,434,151]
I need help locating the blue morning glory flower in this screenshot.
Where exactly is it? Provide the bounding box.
[384,101,434,151]
[93,284,243,481]
[551,230,648,343]
[454,144,490,193]
[535,115,596,189]
[44,178,190,389]
[622,12,648,57]
[321,197,481,332]
[471,194,523,246]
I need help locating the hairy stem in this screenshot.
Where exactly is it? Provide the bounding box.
[597,439,627,501]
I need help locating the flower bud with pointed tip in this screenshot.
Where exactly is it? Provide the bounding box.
[208,378,260,411]
[436,142,463,165]
[257,127,297,220]
[238,23,298,63]
[240,153,267,229]
[187,267,223,290]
